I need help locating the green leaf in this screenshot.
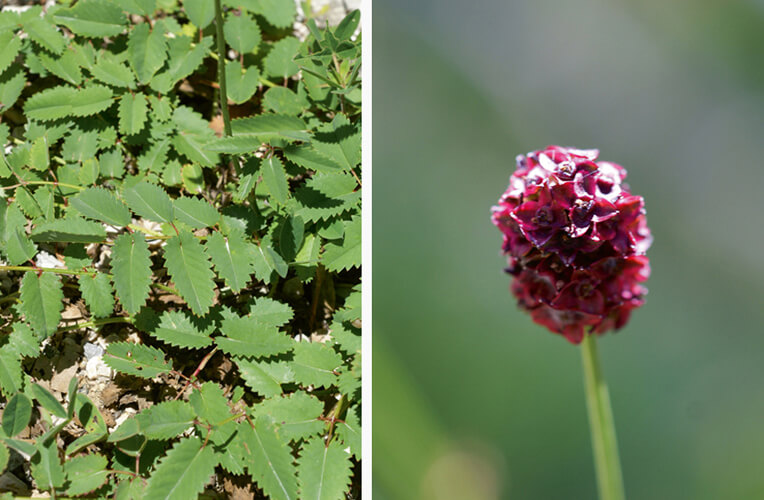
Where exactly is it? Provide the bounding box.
[79,273,115,318]
[7,322,39,358]
[205,231,256,293]
[216,315,293,358]
[206,115,310,153]
[184,0,214,28]
[277,214,304,262]
[20,272,63,338]
[174,197,219,228]
[0,443,7,475]
[0,65,26,112]
[254,392,324,442]
[136,400,196,439]
[91,51,135,88]
[119,92,148,135]
[123,181,174,223]
[66,394,109,455]
[30,438,65,491]
[284,144,342,173]
[24,85,114,121]
[253,242,289,280]
[250,296,293,327]
[264,37,301,78]
[53,0,126,37]
[189,382,232,427]
[172,106,219,166]
[2,393,32,437]
[322,215,360,272]
[24,17,65,55]
[61,129,99,164]
[144,438,217,500]
[262,156,289,205]
[235,358,293,397]
[335,404,360,459]
[128,22,167,84]
[298,437,353,500]
[0,31,22,75]
[262,86,308,116]
[245,0,296,28]
[240,418,298,500]
[294,172,360,222]
[225,60,259,104]
[224,13,261,53]
[28,135,50,171]
[3,226,37,265]
[150,310,214,349]
[111,232,153,315]
[31,217,106,243]
[292,341,342,388]
[70,187,132,227]
[120,0,156,15]
[163,230,215,315]
[29,383,67,419]
[0,350,22,398]
[334,9,361,41]
[104,342,172,378]
[312,113,361,171]
[64,454,109,496]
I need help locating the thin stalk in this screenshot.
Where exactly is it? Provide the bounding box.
[581,333,625,500]
[213,0,232,136]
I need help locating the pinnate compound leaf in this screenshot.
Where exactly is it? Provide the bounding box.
[292,341,342,388]
[20,272,63,339]
[150,310,213,349]
[254,392,324,442]
[111,232,152,315]
[104,342,172,378]
[144,438,217,500]
[79,272,115,318]
[70,187,132,227]
[128,22,167,84]
[2,393,32,437]
[205,231,256,293]
[216,315,293,358]
[164,230,216,316]
[136,400,195,439]
[123,181,174,223]
[297,437,353,500]
[240,418,298,500]
[24,85,113,121]
[64,454,109,496]
[322,215,361,272]
[118,92,148,135]
[174,197,219,228]
[53,0,127,37]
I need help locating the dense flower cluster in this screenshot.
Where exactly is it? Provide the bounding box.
[492,146,652,343]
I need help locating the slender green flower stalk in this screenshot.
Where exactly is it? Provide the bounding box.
[581,333,625,500]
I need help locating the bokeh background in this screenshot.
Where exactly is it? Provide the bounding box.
[372,1,764,499]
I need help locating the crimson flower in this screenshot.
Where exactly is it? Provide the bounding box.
[492,146,652,343]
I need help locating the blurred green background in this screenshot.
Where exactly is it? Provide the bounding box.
[372,1,764,499]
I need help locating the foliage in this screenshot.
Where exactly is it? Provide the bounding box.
[0,1,361,498]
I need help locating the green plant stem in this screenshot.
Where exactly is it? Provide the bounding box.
[57,316,132,334]
[213,0,232,137]
[581,333,625,500]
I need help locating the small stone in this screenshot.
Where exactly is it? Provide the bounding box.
[83,342,104,360]
[85,355,112,380]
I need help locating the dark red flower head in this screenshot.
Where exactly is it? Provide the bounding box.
[492,146,652,343]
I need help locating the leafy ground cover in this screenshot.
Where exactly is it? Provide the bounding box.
[0,0,361,498]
